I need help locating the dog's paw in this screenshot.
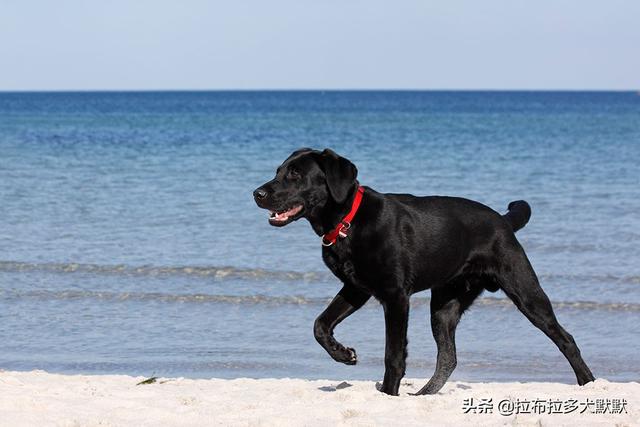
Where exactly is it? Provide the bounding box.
[376,381,399,396]
[330,345,357,365]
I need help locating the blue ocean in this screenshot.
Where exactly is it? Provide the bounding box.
[0,91,638,383]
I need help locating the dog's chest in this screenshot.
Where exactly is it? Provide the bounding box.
[322,244,366,290]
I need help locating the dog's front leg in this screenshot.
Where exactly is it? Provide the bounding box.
[314,285,370,365]
[379,293,410,396]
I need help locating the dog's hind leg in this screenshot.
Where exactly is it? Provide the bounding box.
[413,279,483,395]
[499,252,595,385]
[314,285,370,365]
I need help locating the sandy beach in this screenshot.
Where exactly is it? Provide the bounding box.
[0,371,637,426]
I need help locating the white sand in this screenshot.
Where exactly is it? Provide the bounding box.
[0,371,637,427]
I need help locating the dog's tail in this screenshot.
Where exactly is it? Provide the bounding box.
[502,200,531,232]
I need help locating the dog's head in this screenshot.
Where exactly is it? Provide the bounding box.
[253,148,358,227]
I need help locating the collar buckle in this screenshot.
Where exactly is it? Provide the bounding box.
[337,221,351,239]
[320,186,364,247]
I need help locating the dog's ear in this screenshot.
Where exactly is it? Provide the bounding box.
[319,148,358,204]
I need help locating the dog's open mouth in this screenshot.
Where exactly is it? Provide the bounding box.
[268,205,304,226]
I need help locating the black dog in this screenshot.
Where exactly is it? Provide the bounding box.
[253,148,595,396]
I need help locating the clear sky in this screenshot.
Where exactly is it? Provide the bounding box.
[1,0,638,91]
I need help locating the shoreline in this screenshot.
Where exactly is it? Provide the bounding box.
[0,371,637,426]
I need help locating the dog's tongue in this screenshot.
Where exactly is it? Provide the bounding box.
[270,205,302,221]
[272,211,287,220]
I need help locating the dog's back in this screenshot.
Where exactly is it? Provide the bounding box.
[380,193,531,235]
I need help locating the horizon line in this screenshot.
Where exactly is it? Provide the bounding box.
[0,88,639,94]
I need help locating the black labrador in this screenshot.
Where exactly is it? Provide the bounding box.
[253,148,595,396]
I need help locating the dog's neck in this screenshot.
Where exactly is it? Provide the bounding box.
[306,183,361,237]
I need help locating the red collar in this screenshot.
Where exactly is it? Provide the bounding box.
[322,186,365,246]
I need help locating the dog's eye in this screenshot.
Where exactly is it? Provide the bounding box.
[287,169,301,180]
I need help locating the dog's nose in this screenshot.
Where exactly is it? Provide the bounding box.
[253,188,268,200]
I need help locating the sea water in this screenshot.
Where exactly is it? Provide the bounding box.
[0,91,638,382]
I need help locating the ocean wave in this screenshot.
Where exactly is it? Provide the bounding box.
[2,289,639,312]
[1,289,329,305]
[1,261,639,285]
[0,261,331,282]
[538,272,640,285]
[475,296,640,312]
